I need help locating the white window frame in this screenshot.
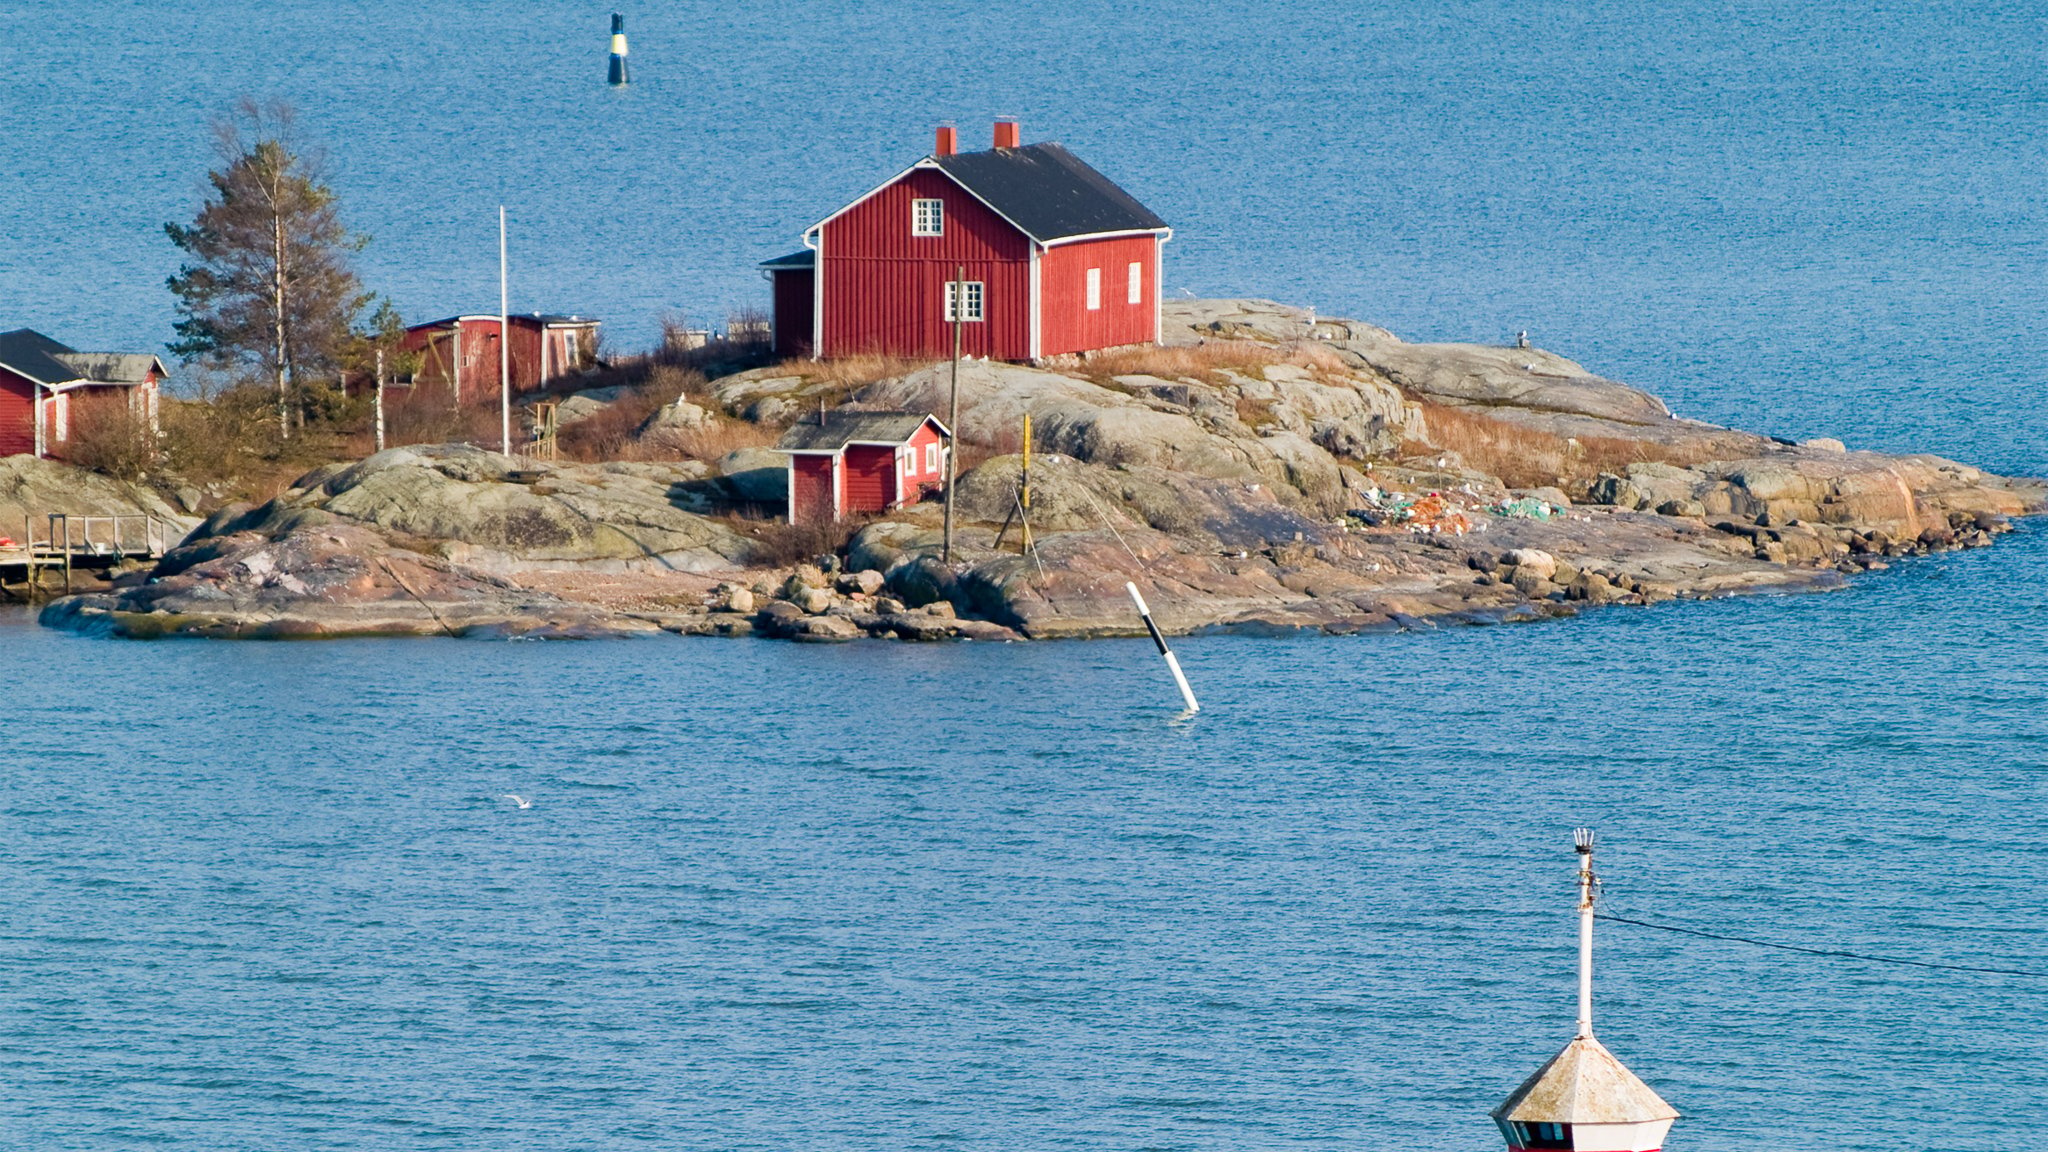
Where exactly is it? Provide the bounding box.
[52,393,69,442]
[1086,267,1102,311]
[563,329,580,364]
[943,280,984,322]
[1128,261,1143,305]
[925,442,939,473]
[912,198,944,237]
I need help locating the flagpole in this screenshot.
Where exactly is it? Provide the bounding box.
[499,205,511,457]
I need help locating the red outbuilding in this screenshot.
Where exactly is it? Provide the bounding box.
[777,411,951,524]
[764,120,1171,362]
[400,313,600,401]
[0,328,164,459]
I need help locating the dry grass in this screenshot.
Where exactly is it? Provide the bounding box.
[643,418,781,463]
[1408,401,1729,489]
[761,353,925,393]
[1075,339,1347,383]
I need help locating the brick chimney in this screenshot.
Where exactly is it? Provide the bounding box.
[993,118,1021,149]
[934,124,958,157]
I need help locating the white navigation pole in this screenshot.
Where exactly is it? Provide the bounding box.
[1490,829,1679,1152]
[1126,582,1200,713]
[499,205,512,457]
[1576,826,1596,1039]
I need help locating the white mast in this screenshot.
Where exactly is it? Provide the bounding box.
[1576,826,1596,1039]
[499,205,511,457]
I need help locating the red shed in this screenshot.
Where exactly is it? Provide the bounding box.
[764,120,1171,362]
[0,328,164,459]
[401,313,600,401]
[777,410,951,524]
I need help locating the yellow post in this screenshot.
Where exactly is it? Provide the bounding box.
[1021,412,1031,511]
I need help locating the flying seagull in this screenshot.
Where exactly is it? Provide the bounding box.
[502,794,533,809]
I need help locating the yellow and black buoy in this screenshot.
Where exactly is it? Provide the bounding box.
[607,13,629,86]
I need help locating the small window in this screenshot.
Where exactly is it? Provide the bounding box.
[901,448,914,476]
[1512,1122,1573,1150]
[1086,267,1101,311]
[563,329,580,365]
[912,198,944,237]
[926,442,940,473]
[1128,261,1143,304]
[944,280,984,322]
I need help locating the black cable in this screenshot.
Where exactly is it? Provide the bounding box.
[1594,913,2048,978]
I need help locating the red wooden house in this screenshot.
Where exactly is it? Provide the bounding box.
[764,120,1171,362]
[400,313,600,401]
[777,411,950,524]
[0,328,164,459]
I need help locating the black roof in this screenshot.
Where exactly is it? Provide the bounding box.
[760,249,815,271]
[778,410,941,452]
[931,143,1167,243]
[408,312,598,331]
[0,328,82,387]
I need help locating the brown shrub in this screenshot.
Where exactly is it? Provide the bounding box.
[65,394,159,481]
[556,371,712,463]
[375,386,503,453]
[727,512,877,569]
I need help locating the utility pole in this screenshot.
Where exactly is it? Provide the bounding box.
[373,346,387,453]
[942,264,963,563]
[499,206,512,457]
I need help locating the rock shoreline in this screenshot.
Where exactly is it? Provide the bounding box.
[35,299,2046,643]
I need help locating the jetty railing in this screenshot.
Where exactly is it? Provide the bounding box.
[0,512,173,595]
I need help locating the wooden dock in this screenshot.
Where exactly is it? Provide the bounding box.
[0,513,173,597]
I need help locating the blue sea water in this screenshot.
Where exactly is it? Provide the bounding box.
[3,1,2048,1149]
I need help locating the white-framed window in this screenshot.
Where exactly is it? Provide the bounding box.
[926,442,940,473]
[1086,267,1102,311]
[1128,261,1143,304]
[52,393,69,442]
[943,280,984,322]
[912,198,944,237]
[563,329,580,364]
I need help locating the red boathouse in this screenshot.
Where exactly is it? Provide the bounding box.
[764,120,1171,362]
[777,411,950,524]
[400,313,600,401]
[0,328,164,459]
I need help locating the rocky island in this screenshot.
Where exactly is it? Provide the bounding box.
[35,300,2045,642]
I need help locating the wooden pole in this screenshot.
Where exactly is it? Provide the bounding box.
[942,264,963,564]
[374,347,387,453]
[61,515,72,594]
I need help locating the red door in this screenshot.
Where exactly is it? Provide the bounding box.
[791,455,834,523]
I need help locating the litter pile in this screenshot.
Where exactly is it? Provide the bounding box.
[1348,488,1477,536]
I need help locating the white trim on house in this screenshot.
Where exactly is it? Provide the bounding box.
[1028,243,1043,361]
[830,453,843,520]
[1040,227,1171,248]
[785,454,798,525]
[1154,230,1172,343]
[803,225,825,359]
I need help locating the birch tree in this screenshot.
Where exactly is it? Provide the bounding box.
[166,99,368,437]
